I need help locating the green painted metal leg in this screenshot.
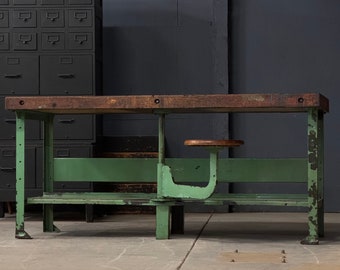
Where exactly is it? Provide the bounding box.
[301,109,324,245]
[15,112,31,239]
[156,205,171,239]
[317,110,324,238]
[42,114,59,233]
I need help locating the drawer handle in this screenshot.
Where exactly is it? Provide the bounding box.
[75,34,87,44]
[19,34,32,44]
[47,12,59,22]
[4,74,21,78]
[58,73,74,79]
[4,119,16,123]
[19,12,31,22]
[48,35,60,45]
[74,12,87,22]
[58,119,74,124]
[0,167,16,172]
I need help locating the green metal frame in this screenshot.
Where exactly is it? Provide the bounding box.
[14,109,325,244]
[301,108,324,244]
[157,114,218,199]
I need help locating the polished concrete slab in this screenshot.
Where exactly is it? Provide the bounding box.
[1,212,340,270]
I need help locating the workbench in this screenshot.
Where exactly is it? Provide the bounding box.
[5,93,329,244]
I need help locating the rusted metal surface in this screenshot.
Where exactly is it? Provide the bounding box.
[5,93,329,114]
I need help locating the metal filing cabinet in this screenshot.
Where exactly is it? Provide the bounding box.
[0,0,102,215]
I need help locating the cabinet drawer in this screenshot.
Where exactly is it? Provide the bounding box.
[68,0,92,5]
[42,32,65,50]
[68,32,92,50]
[13,32,37,50]
[0,10,9,27]
[0,55,39,94]
[41,0,64,5]
[0,33,9,50]
[41,9,64,28]
[68,9,92,27]
[0,147,36,189]
[40,55,93,95]
[13,0,37,5]
[0,0,9,5]
[53,115,94,140]
[12,10,37,28]
[0,98,40,139]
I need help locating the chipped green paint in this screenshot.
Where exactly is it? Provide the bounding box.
[15,112,31,239]
[308,130,317,170]
[13,102,327,242]
[302,108,324,244]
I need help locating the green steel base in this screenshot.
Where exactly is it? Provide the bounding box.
[23,191,322,244]
[15,229,32,239]
[301,236,319,245]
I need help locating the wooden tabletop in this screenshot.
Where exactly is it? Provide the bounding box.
[5,93,329,114]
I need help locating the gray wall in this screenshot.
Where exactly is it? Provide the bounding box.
[102,0,229,158]
[230,0,340,212]
[102,0,340,212]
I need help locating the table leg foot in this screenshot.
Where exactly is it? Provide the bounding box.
[15,229,32,239]
[53,225,61,233]
[300,236,319,245]
[43,223,60,233]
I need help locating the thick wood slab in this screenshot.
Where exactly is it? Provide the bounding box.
[5,93,329,114]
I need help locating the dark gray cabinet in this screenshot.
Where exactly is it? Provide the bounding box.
[0,147,36,189]
[40,55,93,95]
[0,55,39,94]
[0,97,40,140]
[0,0,102,216]
[53,115,94,140]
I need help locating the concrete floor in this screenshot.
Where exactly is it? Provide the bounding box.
[1,212,340,270]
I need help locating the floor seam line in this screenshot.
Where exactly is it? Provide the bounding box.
[176,212,214,270]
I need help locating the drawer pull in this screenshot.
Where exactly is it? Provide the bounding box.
[58,119,74,124]
[48,35,60,45]
[58,73,74,79]
[4,119,16,123]
[47,12,59,22]
[19,12,31,22]
[19,34,32,44]
[75,34,87,44]
[74,12,87,22]
[0,167,16,172]
[4,74,21,78]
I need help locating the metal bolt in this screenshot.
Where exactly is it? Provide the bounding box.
[281,249,286,254]
[230,259,235,262]
[234,249,239,253]
[281,257,286,263]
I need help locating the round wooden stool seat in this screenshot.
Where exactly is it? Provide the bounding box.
[184,139,244,147]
